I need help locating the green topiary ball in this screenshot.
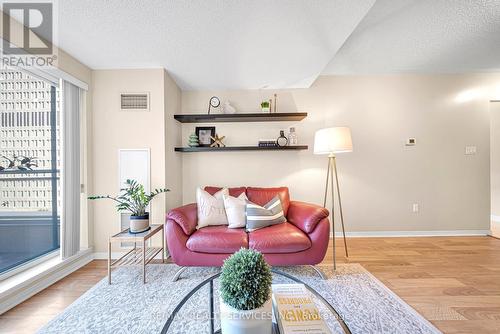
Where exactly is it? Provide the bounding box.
[220,248,272,311]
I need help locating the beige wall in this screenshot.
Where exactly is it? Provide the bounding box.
[91,69,167,252]
[181,74,500,233]
[164,71,183,211]
[90,69,182,253]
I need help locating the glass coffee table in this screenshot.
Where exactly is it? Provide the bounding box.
[161,268,351,334]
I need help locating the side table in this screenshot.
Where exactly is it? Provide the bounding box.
[108,224,164,284]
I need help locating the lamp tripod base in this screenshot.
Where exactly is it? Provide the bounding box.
[323,155,349,271]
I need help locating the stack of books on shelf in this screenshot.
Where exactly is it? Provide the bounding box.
[258,139,277,147]
[272,284,331,334]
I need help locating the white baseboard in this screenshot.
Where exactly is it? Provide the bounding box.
[329,230,490,237]
[0,248,93,315]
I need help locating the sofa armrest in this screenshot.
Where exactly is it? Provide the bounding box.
[287,201,329,234]
[166,203,198,235]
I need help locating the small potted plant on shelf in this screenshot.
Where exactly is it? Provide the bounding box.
[88,179,169,233]
[220,248,273,334]
[261,101,270,113]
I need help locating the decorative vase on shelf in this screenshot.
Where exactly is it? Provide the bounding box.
[188,133,199,147]
[276,130,288,147]
[222,101,236,114]
[288,127,298,146]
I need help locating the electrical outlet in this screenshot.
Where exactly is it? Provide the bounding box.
[412,203,419,213]
[465,146,477,155]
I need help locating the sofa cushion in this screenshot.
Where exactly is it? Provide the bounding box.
[246,187,290,216]
[196,187,229,229]
[205,186,246,197]
[223,192,248,228]
[186,226,248,253]
[248,222,311,254]
[246,196,286,232]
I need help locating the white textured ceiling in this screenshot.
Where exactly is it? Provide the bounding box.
[58,0,375,90]
[322,0,500,75]
[57,0,500,90]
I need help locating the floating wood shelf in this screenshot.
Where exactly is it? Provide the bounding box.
[175,145,308,152]
[174,112,307,123]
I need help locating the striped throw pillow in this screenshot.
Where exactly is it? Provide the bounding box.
[246,196,286,232]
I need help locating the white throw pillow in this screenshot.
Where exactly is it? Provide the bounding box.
[223,192,248,228]
[196,187,229,229]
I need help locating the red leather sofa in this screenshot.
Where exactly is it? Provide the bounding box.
[165,186,330,268]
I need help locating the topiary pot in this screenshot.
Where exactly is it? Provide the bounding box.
[220,297,272,334]
[219,249,273,334]
[129,213,150,233]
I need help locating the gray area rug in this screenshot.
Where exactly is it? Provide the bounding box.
[38,264,441,334]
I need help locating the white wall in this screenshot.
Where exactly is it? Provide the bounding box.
[181,74,500,233]
[491,101,500,237]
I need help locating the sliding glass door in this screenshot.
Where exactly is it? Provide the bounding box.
[0,68,61,274]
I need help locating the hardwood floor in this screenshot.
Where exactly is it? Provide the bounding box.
[1,236,500,333]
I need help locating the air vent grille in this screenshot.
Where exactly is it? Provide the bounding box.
[120,93,149,111]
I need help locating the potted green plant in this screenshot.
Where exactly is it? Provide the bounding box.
[261,101,270,112]
[220,248,273,334]
[88,179,169,233]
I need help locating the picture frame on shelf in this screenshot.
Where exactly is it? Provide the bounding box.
[195,126,216,146]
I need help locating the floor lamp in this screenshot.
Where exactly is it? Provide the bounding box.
[314,127,352,270]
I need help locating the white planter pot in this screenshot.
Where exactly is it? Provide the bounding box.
[220,297,272,334]
[261,107,270,113]
[129,213,150,233]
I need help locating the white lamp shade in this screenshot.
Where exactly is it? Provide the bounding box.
[314,127,353,155]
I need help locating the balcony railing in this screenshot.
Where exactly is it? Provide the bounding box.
[0,168,60,274]
[0,168,59,181]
